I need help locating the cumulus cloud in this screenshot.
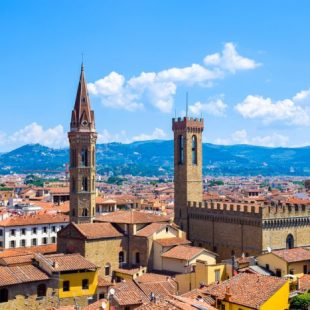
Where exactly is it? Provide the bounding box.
[235,91,310,126]
[189,97,228,117]
[0,123,68,151]
[204,42,261,73]
[214,129,289,147]
[88,42,259,113]
[98,128,168,144]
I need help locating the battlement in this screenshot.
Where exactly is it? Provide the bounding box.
[186,200,310,218]
[187,200,262,214]
[262,201,310,219]
[172,117,204,132]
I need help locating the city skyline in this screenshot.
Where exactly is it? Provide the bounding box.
[1,1,310,152]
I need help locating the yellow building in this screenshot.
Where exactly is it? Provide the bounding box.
[34,253,98,299]
[257,247,310,278]
[202,273,289,310]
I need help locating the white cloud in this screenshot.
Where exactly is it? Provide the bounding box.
[97,128,168,144]
[204,42,261,73]
[235,90,310,126]
[132,128,167,141]
[189,98,228,117]
[88,42,259,113]
[0,123,68,151]
[214,129,289,147]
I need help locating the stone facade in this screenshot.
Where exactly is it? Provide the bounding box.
[173,118,310,260]
[172,117,204,233]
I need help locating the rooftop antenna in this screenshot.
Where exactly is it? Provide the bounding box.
[174,108,177,118]
[186,92,189,117]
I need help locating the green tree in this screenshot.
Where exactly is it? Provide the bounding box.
[290,293,310,310]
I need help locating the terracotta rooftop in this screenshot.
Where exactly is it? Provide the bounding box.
[113,281,148,306]
[0,244,57,258]
[96,210,170,224]
[0,264,49,287]
[299,274,310,292]
[98,276,113,287]
[272,247,310,263]
[0,254,34,266]
[135,223,169,237]
[36,253,98,273]
[202,273,287,309]
[155,237,190,247]
[73,222,123,239]
[161,245,212,261]
[181,289,215,305]
[0,213,69,227]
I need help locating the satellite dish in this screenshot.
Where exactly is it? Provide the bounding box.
[267,247,272,253]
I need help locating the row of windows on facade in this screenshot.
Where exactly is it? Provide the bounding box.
[4,236,57,248]
[71,177,95,193]
[0,278,91,304]
[178,135,198,165]
[0,226,64,237]
[70,148,95,168]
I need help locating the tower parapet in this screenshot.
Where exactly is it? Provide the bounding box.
[172,117,204,132]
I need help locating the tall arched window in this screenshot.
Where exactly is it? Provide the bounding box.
[82,177,88,191]
[71,178,76,193]
[82,208,88,217]
[192,135,197,165]
[178,135,184,165]
[135,252,140,264]
[81,148,88,167]
[286,234,294,249]
[119,251,125,266]
[37,284,46,297]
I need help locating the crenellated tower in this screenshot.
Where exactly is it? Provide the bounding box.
[68,64,97,223]
[172,117,204,234]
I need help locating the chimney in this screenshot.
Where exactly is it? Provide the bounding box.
[224,286,232,302]
[53,261,59,268]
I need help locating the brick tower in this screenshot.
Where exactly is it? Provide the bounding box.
[68,64,97,223]
[172,117,204,234]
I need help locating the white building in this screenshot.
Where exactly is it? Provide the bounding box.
[0,213,69,249]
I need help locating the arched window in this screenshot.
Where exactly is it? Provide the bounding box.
[286,234,294,249]
[82,208,88,217]
[37,284,46,297]
[192,135,197,165]
[0,288,8,303]
[105,263,111,276]
[178,135,184,165]
[82,177,88,191]
[71,178,76,193]
[135,252,140,265]
[81,148,88,167]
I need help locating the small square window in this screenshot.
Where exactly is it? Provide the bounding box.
[43,227,47,233]
[21,228,26,235]
[82,279,89,290]
[32,228,37,234]
[63,281,70,292]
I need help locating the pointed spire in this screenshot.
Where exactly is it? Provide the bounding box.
[70,64,95,131]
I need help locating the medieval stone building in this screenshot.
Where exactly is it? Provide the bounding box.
[172,116,310,259]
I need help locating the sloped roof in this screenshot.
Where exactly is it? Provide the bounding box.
[0,265,49,287]
[96,210,170,224]
[161,245,212,261]
[73,222,123,239]
[272,247,310,263]
[202,273,287,309]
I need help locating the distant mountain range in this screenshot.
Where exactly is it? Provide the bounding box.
[0,141,310,176]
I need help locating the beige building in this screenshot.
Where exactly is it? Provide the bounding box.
[257,247,310,277]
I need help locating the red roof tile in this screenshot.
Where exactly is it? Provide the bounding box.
[272,248,310,263]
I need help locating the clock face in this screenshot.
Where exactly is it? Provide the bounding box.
[81,120,88,127]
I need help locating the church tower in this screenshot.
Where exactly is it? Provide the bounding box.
[68,64,97,224]
[172,116,204,234]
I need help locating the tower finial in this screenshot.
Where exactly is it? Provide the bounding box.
[186,92,189,117]
[81,52,84,71]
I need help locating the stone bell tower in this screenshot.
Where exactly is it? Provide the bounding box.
[68,64,97,224]
[172,116,204,234]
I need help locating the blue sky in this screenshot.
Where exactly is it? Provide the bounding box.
[1,1,310,151]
